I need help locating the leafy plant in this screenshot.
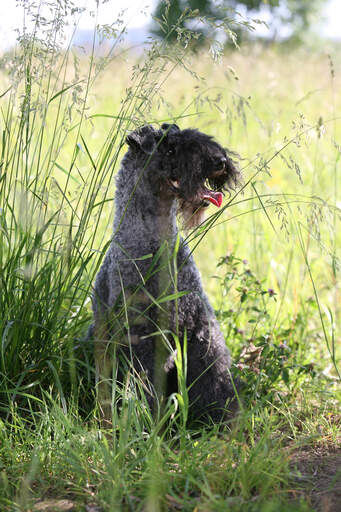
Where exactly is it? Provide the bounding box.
[216,254,320,401]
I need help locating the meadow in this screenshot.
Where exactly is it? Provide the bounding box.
[0,7,340,511]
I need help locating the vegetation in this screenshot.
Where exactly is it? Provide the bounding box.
[0,1,340,510]
[151,0,326,44]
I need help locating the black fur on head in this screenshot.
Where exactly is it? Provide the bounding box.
[126,123,241,228]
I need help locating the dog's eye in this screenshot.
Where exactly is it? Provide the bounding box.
[166,148,175,156]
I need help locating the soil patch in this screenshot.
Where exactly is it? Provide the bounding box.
[291,445,341,512]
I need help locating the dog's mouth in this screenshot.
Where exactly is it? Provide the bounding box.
[169,179,223,208]
[201,187,223,207]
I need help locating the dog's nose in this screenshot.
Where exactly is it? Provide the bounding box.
[219,157,227,168]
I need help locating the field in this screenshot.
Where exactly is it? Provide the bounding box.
[0,9,340,512]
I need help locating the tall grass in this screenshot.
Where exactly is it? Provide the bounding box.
[0,1,209,415]
[0,1,340,510]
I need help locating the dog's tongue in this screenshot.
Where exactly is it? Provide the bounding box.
[202,190,223,208]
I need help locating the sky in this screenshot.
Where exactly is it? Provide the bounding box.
[0,0,339,49]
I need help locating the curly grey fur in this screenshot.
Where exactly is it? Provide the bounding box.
[91,124,241,423]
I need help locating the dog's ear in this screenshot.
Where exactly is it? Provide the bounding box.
[161,123,180,134]
[126,125,157,154]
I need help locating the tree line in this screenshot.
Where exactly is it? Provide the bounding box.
[151,0,326,45]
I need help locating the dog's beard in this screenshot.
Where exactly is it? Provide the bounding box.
[179,201,207,231]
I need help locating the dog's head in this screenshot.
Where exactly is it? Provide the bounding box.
[126,123,241,228]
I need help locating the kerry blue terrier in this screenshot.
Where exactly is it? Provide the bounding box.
[91,123,241,424]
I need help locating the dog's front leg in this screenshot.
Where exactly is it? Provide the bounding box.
[94,317,114,428]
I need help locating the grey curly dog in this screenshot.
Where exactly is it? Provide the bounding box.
[91,123,241,424]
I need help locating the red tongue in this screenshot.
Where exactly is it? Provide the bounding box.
[203,191,223,208]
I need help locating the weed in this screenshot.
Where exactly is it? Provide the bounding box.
[216,254,321,402]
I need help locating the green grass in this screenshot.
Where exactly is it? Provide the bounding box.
[0,3,340,511]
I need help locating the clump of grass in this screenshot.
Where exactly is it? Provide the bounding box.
[1,396,321,511]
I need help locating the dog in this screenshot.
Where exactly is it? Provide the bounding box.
[91,123,241,424]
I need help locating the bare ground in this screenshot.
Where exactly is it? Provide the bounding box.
[291,444,341,512]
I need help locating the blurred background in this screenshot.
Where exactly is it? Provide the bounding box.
[0,0,340,51]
